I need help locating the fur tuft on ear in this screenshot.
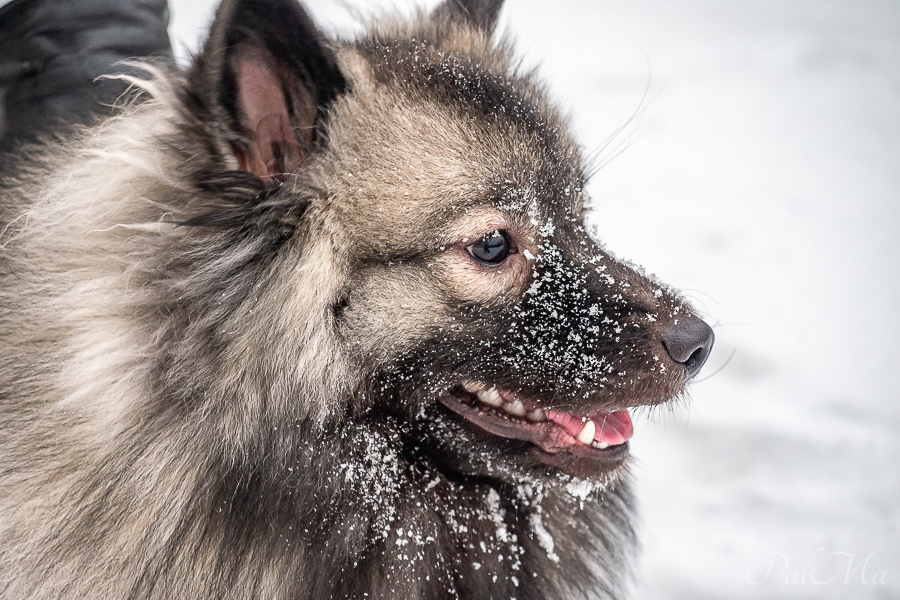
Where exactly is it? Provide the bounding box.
[187,0,346,182]
[435,0,505,34]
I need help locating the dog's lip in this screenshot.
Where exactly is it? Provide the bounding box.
[438,383,634,468]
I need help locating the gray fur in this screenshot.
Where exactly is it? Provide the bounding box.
[0,1,702,598]
[436,0,506,33]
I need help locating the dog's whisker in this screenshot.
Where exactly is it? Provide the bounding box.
[691,348,737,383]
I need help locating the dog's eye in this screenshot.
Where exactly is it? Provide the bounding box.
[468,230,511,264]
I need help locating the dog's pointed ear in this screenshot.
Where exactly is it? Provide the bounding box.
[436,0,505,34]
[187,0,346,182]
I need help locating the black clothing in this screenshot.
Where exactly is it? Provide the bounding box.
[0,0,173,152]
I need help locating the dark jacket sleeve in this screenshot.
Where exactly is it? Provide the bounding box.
[0,0,174,152]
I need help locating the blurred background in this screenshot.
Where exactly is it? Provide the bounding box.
[170,0,900,598]
[4,0,895,597]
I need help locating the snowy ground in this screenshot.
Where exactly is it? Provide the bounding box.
[165,1,898,598]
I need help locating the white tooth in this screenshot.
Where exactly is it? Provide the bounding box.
[462,381,486,394]
[528,409,544,422]
[506,400,527,417]
[592,440,609,450]
[477,388,503,407]
[576,420,596,445]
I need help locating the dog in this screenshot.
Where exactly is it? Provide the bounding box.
[0,0,714,598]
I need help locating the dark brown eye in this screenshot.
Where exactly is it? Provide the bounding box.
[467,230,511,264]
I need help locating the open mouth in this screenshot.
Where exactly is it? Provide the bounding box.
[439,381,635,474]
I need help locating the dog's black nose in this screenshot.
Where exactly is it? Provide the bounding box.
[661,317,714,380]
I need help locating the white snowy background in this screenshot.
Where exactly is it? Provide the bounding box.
[166,0,899,598]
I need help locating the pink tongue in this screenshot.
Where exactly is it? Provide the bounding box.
[545,409,634,446]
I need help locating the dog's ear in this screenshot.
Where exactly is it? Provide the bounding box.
[187,0,346,182]
[436,0,505,34]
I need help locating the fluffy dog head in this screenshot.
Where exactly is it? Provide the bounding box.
[163,0,713,484]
